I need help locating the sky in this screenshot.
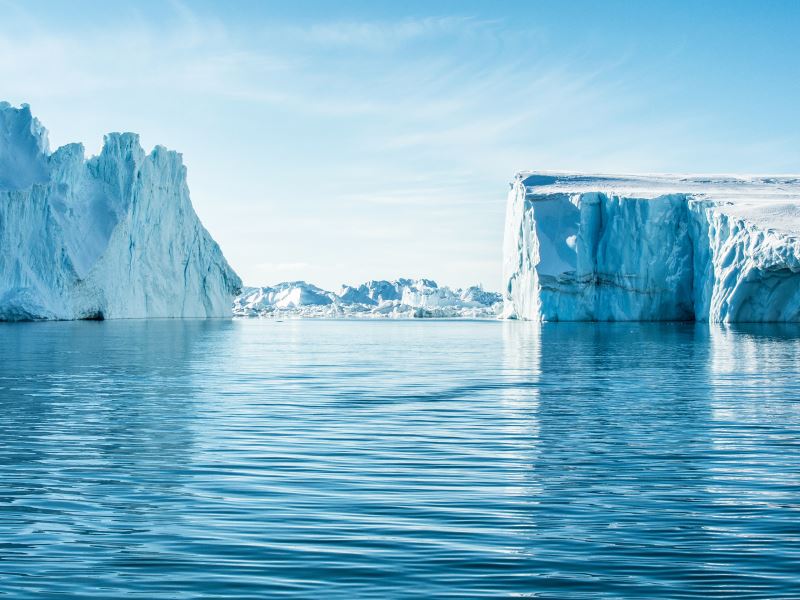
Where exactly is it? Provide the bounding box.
[1,0,799,290]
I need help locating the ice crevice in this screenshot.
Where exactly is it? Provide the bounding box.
[503,172,800,322]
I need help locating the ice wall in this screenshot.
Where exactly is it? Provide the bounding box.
[0,102,241,321]
[503,173,800,322]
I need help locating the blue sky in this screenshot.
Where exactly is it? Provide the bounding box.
[2,0,798,289]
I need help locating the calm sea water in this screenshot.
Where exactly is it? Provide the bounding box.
[1,319,799,599]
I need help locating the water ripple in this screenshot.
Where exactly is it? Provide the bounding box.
[0,320,799,598]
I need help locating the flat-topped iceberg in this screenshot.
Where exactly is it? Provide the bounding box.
[503,172,800,322]
[0,102,241,321]
[234,279,502,319]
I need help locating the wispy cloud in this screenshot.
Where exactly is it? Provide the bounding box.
[5,1,791,290]
[292,15,491,48]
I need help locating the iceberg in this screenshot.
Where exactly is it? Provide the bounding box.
[234,281,337,312]
[234,279,502,319]
[503,172,800,322]
[0,102,241,321]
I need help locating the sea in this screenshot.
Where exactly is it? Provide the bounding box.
[1,319,799,598]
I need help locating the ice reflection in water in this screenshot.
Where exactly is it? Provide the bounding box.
[0,320,799,599]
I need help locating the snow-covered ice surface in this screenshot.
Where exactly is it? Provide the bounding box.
[503,172,800,322]
[234,279,502,319]
[0,102,241,321]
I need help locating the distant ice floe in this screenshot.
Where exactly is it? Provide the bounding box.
[234,279,502,319]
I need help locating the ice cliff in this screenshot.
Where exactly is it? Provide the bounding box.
[0,102,241,320]
[234,279,502,319]
[503,172,800,322]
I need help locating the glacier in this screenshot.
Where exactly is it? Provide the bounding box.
[0,102,241,321]
[234,279,502,319]
[503,172,800,322]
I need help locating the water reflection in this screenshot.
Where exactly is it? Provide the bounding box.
[499,322,800,595]
[704,324,800,585]
[0,320,232,597]
[0,320,798,598]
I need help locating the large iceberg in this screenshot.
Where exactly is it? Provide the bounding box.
[234,279,502,319]
[503,172,800,322]
[0,102,241,320]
